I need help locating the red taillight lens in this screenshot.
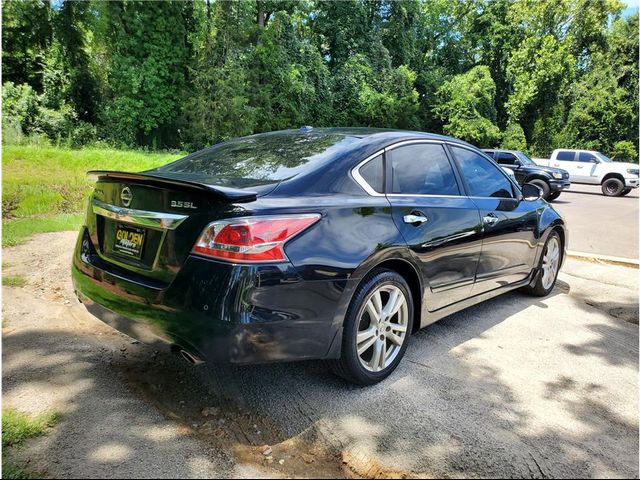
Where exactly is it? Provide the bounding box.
[192,214,321,263]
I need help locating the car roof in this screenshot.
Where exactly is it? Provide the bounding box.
[482,148,521,154]
[246,127,480,151]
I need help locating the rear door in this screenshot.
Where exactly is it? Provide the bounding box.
[449,145,539,294]
[384,141,483,312]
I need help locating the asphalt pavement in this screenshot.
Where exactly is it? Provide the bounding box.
[550,183,638,260]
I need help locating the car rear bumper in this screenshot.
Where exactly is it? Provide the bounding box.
[72,228,346,364]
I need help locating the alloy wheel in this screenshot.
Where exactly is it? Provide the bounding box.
[356,284,409,372]
[541,236,560,290]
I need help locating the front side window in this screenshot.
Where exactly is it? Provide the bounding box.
[556,150,575,161]
[578,152,598,163]
[496,152,517,165]
[388,144,460,196]
[451,146,515,199]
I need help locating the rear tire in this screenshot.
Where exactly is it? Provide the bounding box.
[602,178,625,196]
[522,231,562,297]
[547,191,561,202]
[327,269,414,385]
[530,179,550,200]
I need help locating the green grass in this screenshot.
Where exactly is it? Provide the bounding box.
[2,408,62,479]
[2,275,27,287]
[2,145,182,246]
[2,408,61,447]
[3,214,84,247]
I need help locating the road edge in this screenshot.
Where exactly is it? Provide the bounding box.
[567,250,639,268]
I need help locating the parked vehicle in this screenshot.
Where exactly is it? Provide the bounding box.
[483,149,570,202]
[533,149,639,197]
[72,128,567,385]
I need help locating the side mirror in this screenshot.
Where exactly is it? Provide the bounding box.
[522,183,543,201]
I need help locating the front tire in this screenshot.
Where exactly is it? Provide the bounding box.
[522,231,562,297]
[547,191,561,202]
[530,179,551,200]
[621,188,632,196]
[328,269,414,385]
[602,177,625,196]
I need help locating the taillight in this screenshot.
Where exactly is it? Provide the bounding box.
[192,214,321,263]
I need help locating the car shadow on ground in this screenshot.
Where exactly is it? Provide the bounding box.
[3,280,638,478]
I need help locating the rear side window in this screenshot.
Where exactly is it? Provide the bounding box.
[556,150,575,161]
[578,152,598,163]
[496,152,517,165]
[451,146,514,199]
[388,144,460,196]
[359,155,384,193]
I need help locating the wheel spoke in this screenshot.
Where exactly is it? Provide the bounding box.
[369,338,385,371]
[357,330,377,355]
[386,291,405,320]
[371,291,383,318]
[357,327,376,345]
[386,331,403,346]
[389,323,407,333]
[365,300,380,325]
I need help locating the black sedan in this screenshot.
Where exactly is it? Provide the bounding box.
[72,128,567,385]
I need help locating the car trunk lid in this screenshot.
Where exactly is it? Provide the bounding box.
[85,171,267,285]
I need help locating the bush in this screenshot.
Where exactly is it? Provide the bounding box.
[611,140,638,163]
[32,104,74,142]
[501,122,527,150]
[70,121,97,148]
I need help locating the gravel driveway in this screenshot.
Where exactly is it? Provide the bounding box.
[3,232,638,478]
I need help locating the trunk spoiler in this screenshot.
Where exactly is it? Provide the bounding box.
[87,170,258,203]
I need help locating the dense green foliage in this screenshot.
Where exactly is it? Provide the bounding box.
[2,0,637,159]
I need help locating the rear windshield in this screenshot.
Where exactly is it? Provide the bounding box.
[156,131,358,187]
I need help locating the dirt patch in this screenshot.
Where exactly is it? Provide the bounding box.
[2,231,77,303]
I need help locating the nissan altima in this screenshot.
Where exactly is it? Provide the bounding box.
[72,128,566,385]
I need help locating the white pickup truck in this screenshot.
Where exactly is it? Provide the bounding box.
[534,149,639,196]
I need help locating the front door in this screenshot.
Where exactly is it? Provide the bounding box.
[449,145,539,295]
[551,150,581,180]
[495,151,526,184]
[385,142,484,313]
[574,151,600,184]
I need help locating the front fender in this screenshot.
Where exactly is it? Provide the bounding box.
[535,205,568,267]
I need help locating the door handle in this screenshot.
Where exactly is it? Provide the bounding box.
[403,214,428,225]
[577,165,584,169]
[483,213,499,225]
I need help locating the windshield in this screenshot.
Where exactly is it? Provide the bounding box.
[596,153,612,162]
[516,152,536,166]
[155,131,359,187]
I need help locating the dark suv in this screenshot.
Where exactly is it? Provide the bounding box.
[483,149,570,201]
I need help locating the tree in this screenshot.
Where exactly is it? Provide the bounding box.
[557,53,634,153]
[100,0,190,148]
[44,0,98,122]
[434,66,501,146]
[2,0,52,91]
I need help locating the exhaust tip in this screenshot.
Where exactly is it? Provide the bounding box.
[179,349,205,366]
